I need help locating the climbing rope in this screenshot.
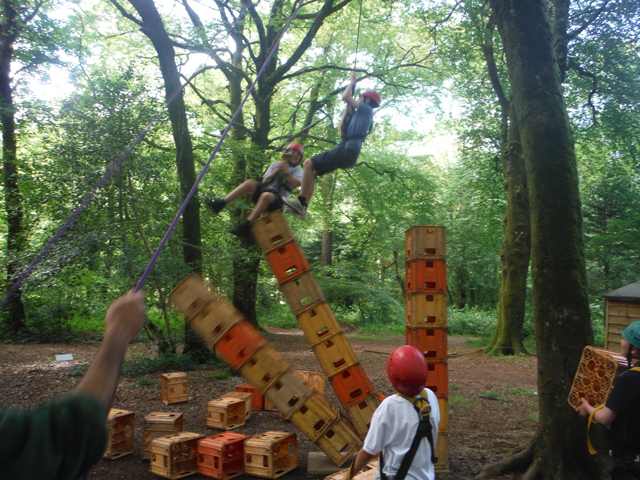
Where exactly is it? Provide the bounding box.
[354,0,363,71]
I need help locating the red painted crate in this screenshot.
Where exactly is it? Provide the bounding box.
[215,321,267,371]
[265,240,310,284]
[236,383,265,411]
[405,259,446,294]
[297,302,342,347]
[424,361,448,398]
[279,272,325,316]
[237,344,289,394]
[405,226,446,261]
[198,432,249,479]
[329,363,375,408]
[251,210,295,255]
[405,293,447,328]
[406,327,448,362]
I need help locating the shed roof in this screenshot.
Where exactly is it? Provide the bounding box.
[603,281,640,302]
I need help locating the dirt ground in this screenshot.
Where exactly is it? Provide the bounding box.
[0,328,538,480]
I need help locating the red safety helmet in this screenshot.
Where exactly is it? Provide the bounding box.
[286,142,304,156]
[361,90,381,108]
[386,345,427,396]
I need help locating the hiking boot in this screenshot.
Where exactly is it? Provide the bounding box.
[282,197,308,220]
[205,198,226,214]
[230,220,252,237]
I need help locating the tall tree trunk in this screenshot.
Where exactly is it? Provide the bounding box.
[482,0,605,477]
[0,0,27,332]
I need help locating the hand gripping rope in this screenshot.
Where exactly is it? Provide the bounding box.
[0,0,309,310]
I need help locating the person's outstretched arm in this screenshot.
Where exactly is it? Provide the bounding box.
[75,289,146,411]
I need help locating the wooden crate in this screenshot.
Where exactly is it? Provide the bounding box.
[425,362,449,398]
[262,369,314,419]
[312,332,359,377]
[434,432,449,471]
[329,363,375,408]
[143,412,184,460]
[406,327,448,362]
[605,300,640,351]
[236,383,265,410]
[104,408,135,459]
[279,272,325,316]
[264,240,311,284]
[224,392,253,419]
[405,293,447,328]
[345,393,381,438]
[438,397,449,432]
[207,397,247,430]
[237,344,289,394]
[296,370,326,395]
[251,210,295,255]
[187,300,244,350]
[297,302,342,347]
[215,321,267,371]
[150,432,205,479]
[314,415,362,467]
[567,345,628,409]
[325,459,379,480]
[405,259,446,294]
[288,392,338,441]
[244,432,298,478]
[198,432,249,480]
[168,274,216,321]
[162,372,189,405]
[405,226,446,261]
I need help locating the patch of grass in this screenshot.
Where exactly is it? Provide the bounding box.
[352,335,378,340]
[207,369,233,380]
[465,338,488,347]
[503,387,537,397]
[450,395,473,406]
[450,383,462,391]
[479,390,503,400]
[526,413,539,422]
[498,354,529,364]
[122,353,197,376]
[135,378,156,387]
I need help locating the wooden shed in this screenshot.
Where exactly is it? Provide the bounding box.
[604,280,640,351]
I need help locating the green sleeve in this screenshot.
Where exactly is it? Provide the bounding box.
[0,394,108,480]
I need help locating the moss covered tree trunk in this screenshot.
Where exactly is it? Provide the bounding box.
[481,0,604,477]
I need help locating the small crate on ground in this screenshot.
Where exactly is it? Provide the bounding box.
[197,432,249,480]
[251,210,295,255]
[143,412,184,460]
[297,302,342,347]
[236,383,265,411]
[150,432,205,479]
[405,225,446,261]
[314,415,362,467]
[345,393,381,438]
[104,408,135,459]
[207,397,247,430]
[162,372,189,405]
[224,391,253,419]
[329,363,375,408]
[567,345,628,409]
[244,431,298,479]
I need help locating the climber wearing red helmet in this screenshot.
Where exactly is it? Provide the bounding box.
[205,142,304,237]
[283,71,381,221]
[344,345,440,480]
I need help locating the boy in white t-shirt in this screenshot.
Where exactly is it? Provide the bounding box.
[345,345,440,480]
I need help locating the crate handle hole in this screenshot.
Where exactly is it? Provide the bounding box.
[314,419,326,431]
[301,297,313,306]
[310,309,318,317]
[342,370,351,379]
[426,261,434,268]
[333,358,346,368]
[317,327,329,337]
[425,248,436,255]
[288,395,300,407]
[425,295,434,302]
[285,267,298,276]
[426,316,436,323]
[350,389,363,399]
[425,351,436,358]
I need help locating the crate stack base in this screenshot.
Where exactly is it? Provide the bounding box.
[104,408,135,459]
[168,274,362,466]
[197,432,249,480]
[150,432,205,479]
[405,225,449,471]
[244,431,298,478]
[143,412,184,460]
[252,211,381,438]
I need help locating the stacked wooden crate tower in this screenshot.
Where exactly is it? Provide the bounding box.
[405,226,449,471]
[252,211,382,439]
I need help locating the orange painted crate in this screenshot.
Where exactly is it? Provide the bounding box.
[251,210,295,255]
[406,327,448,362]
[244,431,298,478]
[168,274,216,322]
[197,432,249,479]
[345,394,381,438]
[104,408,135,459]
[236,383,265,410]
[329,363,375,408]
[288,392,339,441]
[162,372,189,404]
[311,332,359,376]
[143,412,184,460]
[314,415,362,467]
[405,293,447,328]
[405,226,446,261]
[296,370,326,395]
[405,259,446,294]
[297,302,342,347]
[567,346,628,409]
[215,321,268,371]
[187,300,244,350]
[425,362,448,398]
[207,397,247,430]
[150,432,205,479]
[237,344,289,394]
[279,272,325,316]
[264,240,310,284]
[263,369,314,419]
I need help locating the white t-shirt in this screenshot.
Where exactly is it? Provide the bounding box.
[363,388,440,480]
[263,161,303,199]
